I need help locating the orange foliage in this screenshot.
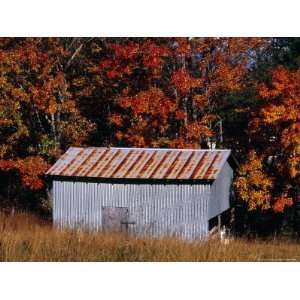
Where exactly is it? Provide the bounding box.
[273,195,293,213]
[254,66,300,180]
[0,38,95,195]
[15,156,49,191]
[171,68,201,95]
[117,87,176,147]
[174,38,192,56]
[236,66,300,213]
[185,121,213,140]
[141,40,171,71]
[0,157,48,191]
[235,151,274,211]
[98,38,263,148]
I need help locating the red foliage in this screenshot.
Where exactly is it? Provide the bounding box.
[85,38,263,148]
[107,69,120,79]
[171,68,202,95]
[111,42,139,60]
[174,38,192,56]
[175,110,186,120]
[273,196,293,213]
[0,157,48,191]
[141,40,171,70]
[0,160,16,171]
[16,156,49,191]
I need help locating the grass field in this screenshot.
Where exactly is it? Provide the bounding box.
[0,212,299,262]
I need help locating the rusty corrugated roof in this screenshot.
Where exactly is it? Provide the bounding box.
[46,147,231,181]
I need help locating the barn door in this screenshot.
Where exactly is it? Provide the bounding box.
[102,207,129,233]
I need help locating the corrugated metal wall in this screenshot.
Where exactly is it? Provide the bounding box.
[208,162,233,219]
[52,181,211,239]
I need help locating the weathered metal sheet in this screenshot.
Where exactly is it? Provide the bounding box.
[52,180,211,239]
[47,147,231,181]
[62,147,94,176]
[83,148,109,177]
[47,147,82,175]
[208,161,233,219]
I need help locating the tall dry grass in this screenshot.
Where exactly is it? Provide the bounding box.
[0,212,299,261]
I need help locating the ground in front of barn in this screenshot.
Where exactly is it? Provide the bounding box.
[0,212,299,262]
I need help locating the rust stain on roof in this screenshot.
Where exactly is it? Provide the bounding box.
[163,151,182,179]
[46,147,231,181]
[48,148,81,175]
[178,151,204,179]
[80,148,108,177]
[73,148,97,177]
[176,152,195,179]
[65,148,95,176]
[137,151,157,179]
[149,151,172,179]
[96,149,122,177]
[189,152,209,179]
[59,148,85,176]
[123,150,146,178]
[127,151,154,178]
[111,150,134,178]
[203,152,222,180]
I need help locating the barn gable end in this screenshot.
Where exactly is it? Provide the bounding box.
[208,161,234,220]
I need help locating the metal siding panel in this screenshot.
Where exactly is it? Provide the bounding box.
[52,181,58,226]
[60,182,64,226]
[52,179,213,240]
[56,181,60,227]
[68,182,72,227]
[208,162,233,220]
[65,182,69,226]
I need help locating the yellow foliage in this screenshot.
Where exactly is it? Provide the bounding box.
[235,151,273,211]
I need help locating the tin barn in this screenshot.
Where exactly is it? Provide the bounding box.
[46,147,234,240]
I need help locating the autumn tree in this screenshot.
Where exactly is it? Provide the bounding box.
[0,38,95,210]
[235,66,299,216]
[70,37,263,149]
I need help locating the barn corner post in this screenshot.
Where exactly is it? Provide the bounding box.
[46,146,233,240]
[44,174,53,217]
[217,214,221,231]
